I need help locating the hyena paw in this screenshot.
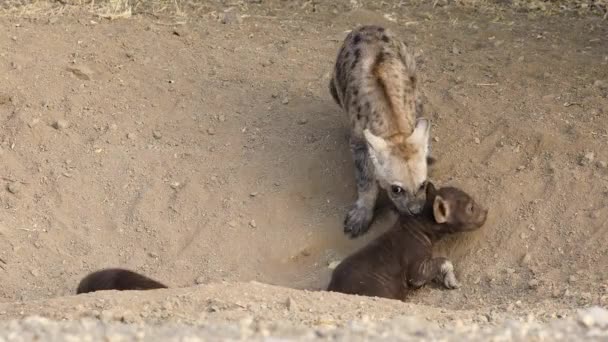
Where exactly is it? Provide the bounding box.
[440,261,461,290]
[344,204,374,238]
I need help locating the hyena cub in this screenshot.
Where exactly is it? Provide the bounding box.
[327,182,488,301]
[329,25,432,238]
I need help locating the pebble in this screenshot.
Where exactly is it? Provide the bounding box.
[249,192,258,197]
[195,276,206,285]
[520,253,531,266]
[593,80,607,90]
[569,275,578,283]
[67,65,94,80]
[286,297,297,312]
[597,160,607,169]
[579,152,595,166]
[297,118,308,125]
[577,307,608,328]
[249,220,257,228]
[170,182,181,190]
[506,268,515,274]
[126,132,136,140]
[52,119,69,130]
[281,98,290,105]
[207,128,216,135]
[516,165,526,171]
[474,137,480,144]
[433,137,439,142]
[7,182,21,194]
[227,220,237,228]
[28,118,40,128]
[153,131,162,139]
[528,279,539,289]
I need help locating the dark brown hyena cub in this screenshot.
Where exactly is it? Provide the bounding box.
[76,268,167,294]
[327,182,487,301]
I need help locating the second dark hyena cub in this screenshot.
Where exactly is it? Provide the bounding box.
[329,25,432,238]
[327,182,488,301]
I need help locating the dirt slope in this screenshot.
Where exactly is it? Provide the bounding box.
[0,0,607,327]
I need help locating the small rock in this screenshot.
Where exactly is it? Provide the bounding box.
[579,152,595,166]
[30,269,39,277]
[451,44,460,55]
[126,132,136,140]
[28,118,40,128]
[520,253,531,266]
[52,119,69,130]
[218,114,226,122]
[577,307,608,328]
[249,192,258,197]
[207,128,216,135]
[286,297,297,311]
[281,98,290,105]
[7,182,21,194]
[593,80,607,90]
[597,160,607,169]
[219,10,240,25]
[516,165,526,171]
[152,131,162,139]
[474,137,480,144]
[297,118,308,125]
[170,182,180,190]
[227,220,237,228]
[195,276,206,285]
[589,211,600,219]
[67,64,94,81]
[528,279,539,289]
[249,220,257,228]
[328,260,341,270]
[569,275,578,283]
[506,268,515,274]
[433,136,440,142]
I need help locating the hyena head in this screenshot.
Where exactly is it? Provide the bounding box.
[364,118,431,215]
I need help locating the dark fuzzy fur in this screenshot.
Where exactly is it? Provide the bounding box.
[327,182,487,301]
[76,268,167,294]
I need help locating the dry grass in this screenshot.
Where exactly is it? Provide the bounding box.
[0,0,605,20]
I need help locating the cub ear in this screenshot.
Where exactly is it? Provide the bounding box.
[433,195,450,224]
[407,118,431,149]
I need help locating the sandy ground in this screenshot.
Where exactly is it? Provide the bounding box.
[0,0,607,338]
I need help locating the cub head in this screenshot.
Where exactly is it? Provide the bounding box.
[425,182,488,233]
[364,118,431,215]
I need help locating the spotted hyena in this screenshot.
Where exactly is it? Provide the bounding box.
[329,25,432,238]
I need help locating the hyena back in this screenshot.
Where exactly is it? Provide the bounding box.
[329,25,431,238]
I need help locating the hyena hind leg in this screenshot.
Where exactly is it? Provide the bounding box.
[344,139,379,238]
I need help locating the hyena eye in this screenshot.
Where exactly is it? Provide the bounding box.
[391,185,404,195]
[418,181,427,193]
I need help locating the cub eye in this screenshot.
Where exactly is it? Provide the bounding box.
[391,185,404,195]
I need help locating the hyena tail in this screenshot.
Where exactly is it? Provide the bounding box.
[371,42,418,135]
[76,268,168,294]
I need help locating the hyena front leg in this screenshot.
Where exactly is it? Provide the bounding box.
[344,138,379,238]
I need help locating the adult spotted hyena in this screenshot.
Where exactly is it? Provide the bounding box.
[329,25,432,238]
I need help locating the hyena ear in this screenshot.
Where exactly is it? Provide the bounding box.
[363,129,390,163]
[407,118,431,150]
[433,195,450,224]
